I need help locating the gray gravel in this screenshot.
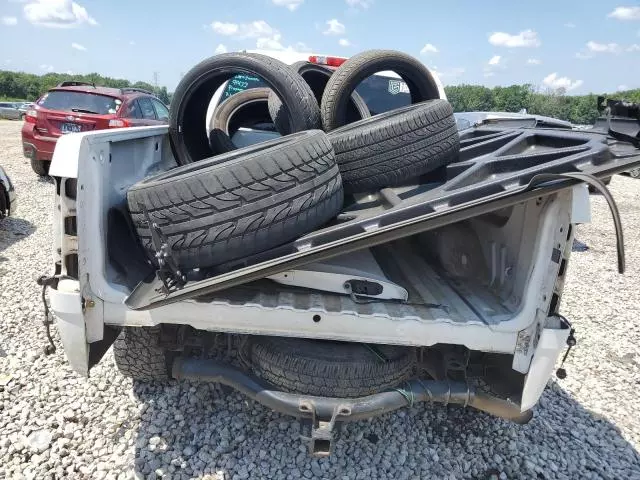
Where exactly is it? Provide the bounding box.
[1,119,639,479]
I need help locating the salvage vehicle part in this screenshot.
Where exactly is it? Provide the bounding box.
[125,126,639,309]
[269,61,370,135]
[127,130,343,270]
[327,99,459,192]
[248,336,415,397]
[207,87,272,153]
[267,248,408,301]
[172,356,532,456]
[321,50,441,131]
[169,52,321,165]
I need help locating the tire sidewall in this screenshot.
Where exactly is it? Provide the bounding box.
[170,53,318,164]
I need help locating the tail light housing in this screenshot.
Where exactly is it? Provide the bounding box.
[308,55,348,67]
[108,119,132,128]
[25,109,38,124]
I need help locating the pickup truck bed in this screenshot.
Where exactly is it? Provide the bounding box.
[45,112,640,455]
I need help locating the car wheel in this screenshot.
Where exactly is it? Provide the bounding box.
[248,336,415,397]
[321,49,442,132]
[20,113,26,121]
[113,327,172,381]
[628,167,640,179]
[268,61,370,135]
[30,158,50,176]
[207,87,273,154]
[327,100,459,193]
[127,130,343,270]
[169,52,321,165]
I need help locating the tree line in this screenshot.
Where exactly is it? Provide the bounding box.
[1,69,638,125]
[444,84,640,125]
[0,70,171,105]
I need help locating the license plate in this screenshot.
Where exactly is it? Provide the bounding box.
[61,123,81,134]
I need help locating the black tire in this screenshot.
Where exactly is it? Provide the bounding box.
[321,50,441,132]
[328,100,459,193]
[128,130,343,270]
[629,168,640,179]
[31,158,50,176]
[113,327,171,381]
[170,52,321,165]
[249,336,415,397]
[20,113,26,121]
[0,183,7,219]
[268,61,370,135]
[208,87,274,154]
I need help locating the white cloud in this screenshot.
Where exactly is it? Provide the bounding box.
[543,72,583,91]
[214,43,228,54]
[272,0,303,11]
[212,20,276,38]
[618,84,629,91]
[40,64,54,72]
[586,41,621,53]
[489,29,540,47]
[575,51,593,60]
[564,22,576,28]
[211,21,239,36]
[627,43,640,51]
[484,71,495,78]
[345,0,372,9]
[339,38,351,47]
[257,34,284,50]
[256,35,310,52]
[128,40,135,46]
[2,16,18,26]
[526,58,541,65]
[488,55,501,66]
[24,0,97,28]
[323,19,345,35]
[420,43,438,55]
[608,6,640,21]
[71,42,86,51]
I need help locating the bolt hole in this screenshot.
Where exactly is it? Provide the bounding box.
[109,153,112,163]
[543,295,547,302]
[155,142,159,151]
[313,315,321,323]
[340,408,350,415]
[560,227,563,233]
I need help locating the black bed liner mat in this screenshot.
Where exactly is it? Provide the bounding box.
[126,125,640,310]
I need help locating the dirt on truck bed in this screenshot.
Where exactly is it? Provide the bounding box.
[0,119,639,479]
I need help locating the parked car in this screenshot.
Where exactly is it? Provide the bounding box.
[42,51,640,457]
[0,165,17,219]
[21,81,169,176]
[18,102,34,115]
[0,102,22,120]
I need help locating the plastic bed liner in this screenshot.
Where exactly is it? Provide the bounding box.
[126,125,640,310]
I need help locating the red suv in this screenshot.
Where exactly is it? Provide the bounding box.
[22,81,169,175]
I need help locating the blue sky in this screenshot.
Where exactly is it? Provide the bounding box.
[1,0,639,94]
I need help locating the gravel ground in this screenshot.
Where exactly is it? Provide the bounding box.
[0,119,639,480]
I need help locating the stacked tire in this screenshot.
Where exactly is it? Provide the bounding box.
[127,50,460,271]
[122,50,460,391]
